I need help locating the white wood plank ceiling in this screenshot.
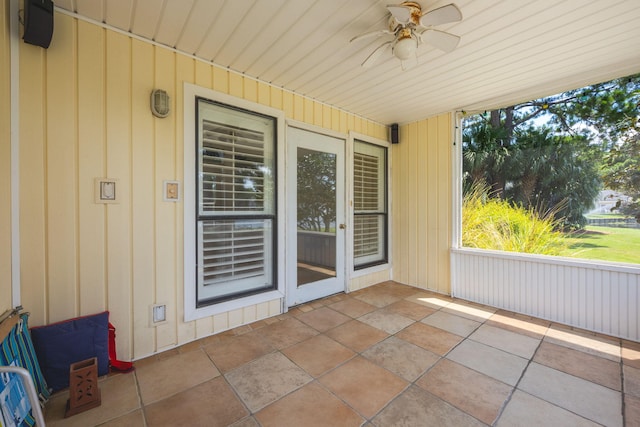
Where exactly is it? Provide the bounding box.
[55,0,640,125]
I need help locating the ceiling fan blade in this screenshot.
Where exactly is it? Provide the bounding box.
[362,41,392,68]
[421,29,460,52]
[420,3,462,27]
[350,29,393,43]
[387,4,412,24]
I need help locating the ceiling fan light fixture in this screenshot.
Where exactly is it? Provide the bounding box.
[393,36,416,60]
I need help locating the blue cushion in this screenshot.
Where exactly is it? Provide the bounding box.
[30,312,109,392]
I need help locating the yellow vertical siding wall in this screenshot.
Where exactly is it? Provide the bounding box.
[1,0,11,311]
[392,114,452,294]
[17,13,387,359]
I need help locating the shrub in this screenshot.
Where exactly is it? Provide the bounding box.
[462,184,568,255]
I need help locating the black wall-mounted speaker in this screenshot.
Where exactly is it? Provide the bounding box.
[23,0,54,48]
[390,123,399,144]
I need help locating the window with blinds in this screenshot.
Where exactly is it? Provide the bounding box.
[353,141,387,268]
[196,98,276,305]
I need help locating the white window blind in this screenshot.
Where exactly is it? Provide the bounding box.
[354,152,382,211]
[197,219,272,301]
[196,99,276,305]
[354,215,384,258]
[353,141,387,267]
[201,120,267,213]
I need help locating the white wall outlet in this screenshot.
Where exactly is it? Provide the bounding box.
[95,178,119,204]
[150,303,167,325]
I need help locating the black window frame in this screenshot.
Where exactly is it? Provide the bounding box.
[195,97,278,307]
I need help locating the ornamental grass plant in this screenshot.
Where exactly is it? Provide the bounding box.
[462,184,568,255]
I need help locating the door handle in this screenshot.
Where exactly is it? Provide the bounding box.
[339,224,346,230]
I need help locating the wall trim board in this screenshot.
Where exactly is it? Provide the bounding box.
[10,0,20,307]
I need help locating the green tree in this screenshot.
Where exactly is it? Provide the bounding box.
[463,118,602,228]
[463,73,640,228]
[297,150,336,232]
[601,135,640,221]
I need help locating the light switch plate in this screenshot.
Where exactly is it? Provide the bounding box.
[163,180,180,202]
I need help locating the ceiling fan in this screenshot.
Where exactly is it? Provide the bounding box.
[351,2,462,70]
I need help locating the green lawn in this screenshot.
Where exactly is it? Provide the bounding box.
[560,226,640,264]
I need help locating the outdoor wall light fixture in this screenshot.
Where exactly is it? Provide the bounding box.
[150,89,170,118]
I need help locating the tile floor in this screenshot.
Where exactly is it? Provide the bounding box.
[43,281,639,426]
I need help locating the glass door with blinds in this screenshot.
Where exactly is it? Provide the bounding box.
[287,127,346,307]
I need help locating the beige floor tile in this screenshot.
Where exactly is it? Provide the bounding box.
[255,382,364,427]
[294,304,314,313]
[421,310,482,337]
[325,319,388,352]
[132,354,162,370]
[496,390,599,427]
[310,300,326,309]
[45,373,140,426]
[381,299,437,321]
[231,417,260,427]
[396,322,463,356]
[362,336,440,381]
[353,289,401,308]
[371,385,484,427]
[247,319,270,331]
[258,317,319,350]
[442,301,496,322]
[519,362,623,427]
[534,341,621,390]
[404,291,452,309]
[145,376,248,427]
[324,293,347,304]
[225,352,312,412]
[282,334,355,377]
[37,283,633,427]
[155,348,181,361]
[296,306,351,332]
[626,394,640,426]
[469,324,540,359]
[417,358,512,425]
[446,339,528,386]
[625,364,640,398]
[99,409,145,427]
[136,349,220,405]
[329,297,377,318]
[544,324,621,362]
[486,310,550,339]
[230,416,260,427]
[177,339,203,354]
[375,282,421,298]
[319,356,408,418]
[358,309,414,334]
[203,330,274,373]
[622,339,640,369]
